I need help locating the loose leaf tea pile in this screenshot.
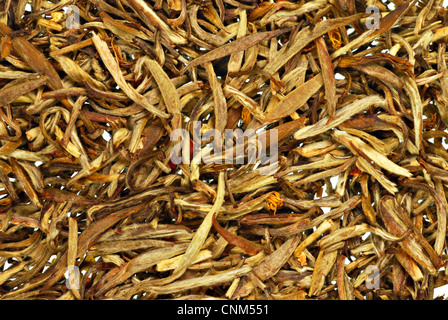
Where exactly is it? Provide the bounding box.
[1,0,448,300]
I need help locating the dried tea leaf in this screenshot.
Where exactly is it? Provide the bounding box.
[265,73,323,121]
[205,62,227,133]
[183,28,290,72]
[333,130,412,179]
[126,0,186,45]
[315,37,336,122]
[1,0,447,301]
[252,234,300,281]
[379,196,438,275]
[0,23,62,90]
[143,57,181,115]
[54,55,107,91]
[158,171,225,285]
[91,33,168,118]
[0,76,49,106]
[138,265,252,295]
[309,248,338,296]
[212,212,265,255]
[294,95,387,141]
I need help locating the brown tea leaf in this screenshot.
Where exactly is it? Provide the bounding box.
[91,33,169,119]
[379,196,438,275]
[252,234,300,281]
[182,28,290,72]
[0,23,62,90]
[212,212,265,255]
[205,62,228,133]
[315,37,336,122]
[1,0,447,301]
[0,76,49,106]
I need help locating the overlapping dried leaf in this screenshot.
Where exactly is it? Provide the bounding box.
[1,0,448,300]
